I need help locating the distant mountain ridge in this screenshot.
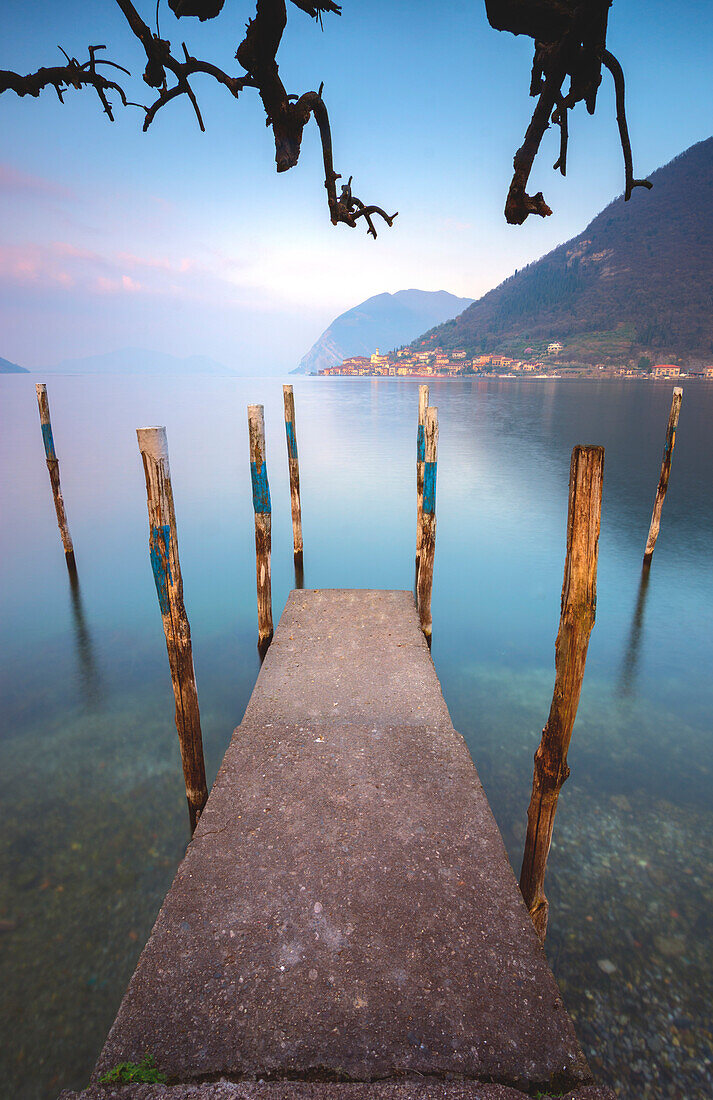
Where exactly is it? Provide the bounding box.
[414,138,713,365]
[0,355,28,373]
[294,289,473,374]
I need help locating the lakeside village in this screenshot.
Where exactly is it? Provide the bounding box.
[319,345,713,380]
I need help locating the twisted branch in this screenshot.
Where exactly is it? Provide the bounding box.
[602,48,653,201]
[0,45,133,120]
[142,43,251,131]
[0,0,392,238]
[489,0,652,223]
[552,91,568,176]
[505,43,564,225]
[296,90,397,237]
[235,3,394,233]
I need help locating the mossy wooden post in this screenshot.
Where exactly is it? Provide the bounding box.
[248,404,273,653]
[35,383,75,571]
[519,444,604,942]
[416,384,429,575]
[283,385,303,565]
[643,386,683,566]
[137,426,207,834]
[417,405,438,642]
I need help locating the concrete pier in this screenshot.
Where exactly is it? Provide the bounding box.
[61,591,615,1100]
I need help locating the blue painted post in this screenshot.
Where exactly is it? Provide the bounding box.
[248,405,273,652]
[283,385,303,563]
[137,426,207,833]
[416,384,429,575]
[35,383,75,570]
[417,406,438,641]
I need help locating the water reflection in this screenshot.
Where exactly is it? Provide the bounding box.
[67,564,103,707]
[618,563,652,698]
[1,375,712,1100]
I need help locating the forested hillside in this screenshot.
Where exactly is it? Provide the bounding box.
[416,138,713,365]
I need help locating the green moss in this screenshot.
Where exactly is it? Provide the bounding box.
[98,1052,167,1085]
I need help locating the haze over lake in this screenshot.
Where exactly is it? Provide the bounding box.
[1,375,712,1100]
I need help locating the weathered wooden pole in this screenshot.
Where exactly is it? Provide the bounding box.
[416,384,429,575]
[137,426,207,833]
[417,405,438,643]
[643,386,683,565]
[248,405,273,653]
[519,444,604,943]
[35,383,75,571]
[282,385,304,565]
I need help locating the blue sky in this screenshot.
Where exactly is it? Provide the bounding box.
[1,0,712,371]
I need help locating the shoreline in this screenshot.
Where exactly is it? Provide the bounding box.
[311,372,712,382]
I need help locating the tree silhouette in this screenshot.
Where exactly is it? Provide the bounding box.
[1,1,649,228]
[487,0,651,223]
[0,0,398,238]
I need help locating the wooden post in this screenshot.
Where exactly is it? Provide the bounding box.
[248,405,273,653]
[643,386,683,565]
[416,385,429,575]
[35,383,75,571]
[519,444,604,942]
[137,426,207,833]
[283,385,304,564]
[417,406,438,642]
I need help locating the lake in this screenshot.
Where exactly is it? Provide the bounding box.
[1,374,711,1099]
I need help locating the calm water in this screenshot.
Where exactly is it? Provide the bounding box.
[1,375,711,1099]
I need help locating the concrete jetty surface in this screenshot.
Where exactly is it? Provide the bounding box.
[61,590,615,1100]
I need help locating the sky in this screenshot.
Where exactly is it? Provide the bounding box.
[1,0,712,372]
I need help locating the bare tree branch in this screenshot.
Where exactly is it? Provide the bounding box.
[168,0,226,19]
[289,0,341,19]
[142,43,251,131]
[602,48,653,201]
[552,91,568,176]
[3,2,645,231]
[0,0,392,237]
[505,42,564,225]
[487,0,652,223]
[0,46,132,120]
[295,91,397,237]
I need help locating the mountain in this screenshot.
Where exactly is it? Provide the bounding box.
[414,138,713,366]
[0,355,28,373]
[294,289,474,374]
[41,347,237,375]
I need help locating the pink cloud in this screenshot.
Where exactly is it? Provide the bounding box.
[0,245,42,282]
[116,251,194,274]
[0,239,253,307]
[0,242,102,287]
[0,163,74,201]
[52,241,106,262]
[95,276,118,293]
[94,274,143,295]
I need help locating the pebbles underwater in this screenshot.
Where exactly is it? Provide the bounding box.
[5,654,711,1100]
[449,663,713,1100]
[0,628,254,1100]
